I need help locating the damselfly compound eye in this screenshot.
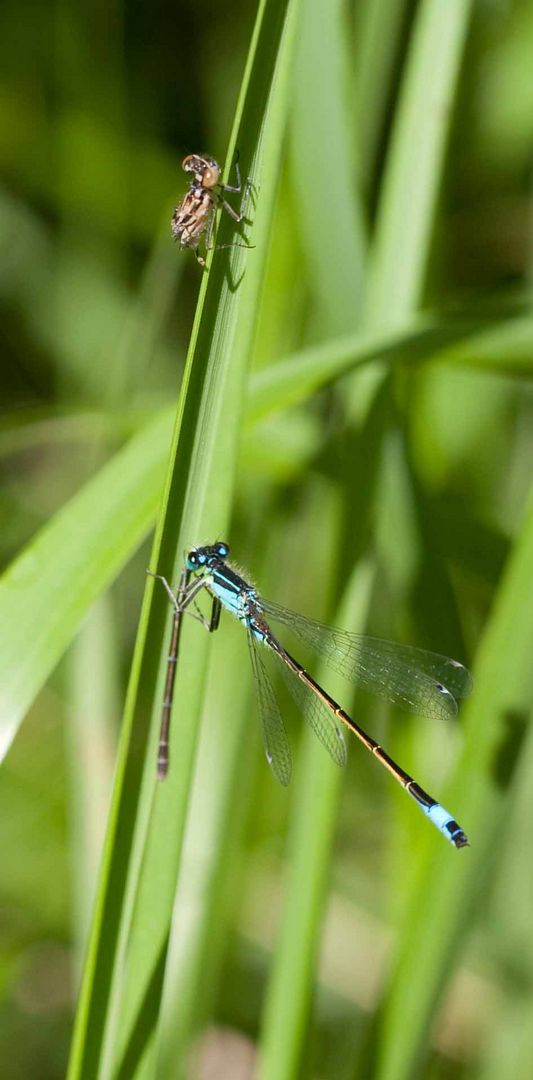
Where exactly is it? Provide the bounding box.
[171,151,254,269]
[181,154,220,186]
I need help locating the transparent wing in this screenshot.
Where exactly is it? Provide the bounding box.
[247,631,292,786]
[274,653,347,768]
[260,598,473,722]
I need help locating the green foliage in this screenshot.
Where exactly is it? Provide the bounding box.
[1,0,533,1077]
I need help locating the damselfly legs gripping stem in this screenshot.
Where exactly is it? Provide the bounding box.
[150,543,472,848]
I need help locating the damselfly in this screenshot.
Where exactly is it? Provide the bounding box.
[150,543,472,848]
[171,152,253,267]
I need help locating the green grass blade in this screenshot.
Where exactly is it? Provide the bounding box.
[0,408,171,762]
[427,313,533,374]
[355,0,411,183]
[3,0,533,1075]
[67,1,301,1076]
[289,0,367,332]
[248,314,527,422]
[366,0,473,327]
[67,597,118,949]
[258,560,374,1080]
[376,492,533,1080]
[3,302,528,770]
[474,698,533,1080]
[157,612,259,1071]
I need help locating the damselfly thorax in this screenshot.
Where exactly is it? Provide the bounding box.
[171,152,253,268]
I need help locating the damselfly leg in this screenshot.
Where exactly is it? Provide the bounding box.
[148,570,220,777]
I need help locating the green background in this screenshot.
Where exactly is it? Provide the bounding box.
[1,0,533,1077]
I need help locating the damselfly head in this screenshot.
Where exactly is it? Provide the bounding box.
[186,541,230,571]
[173,152,252,268]
[182,154,221,189]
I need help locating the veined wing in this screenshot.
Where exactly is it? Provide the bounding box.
[273,648,347,769]
[247,631,291,786]
[260,598,472,722]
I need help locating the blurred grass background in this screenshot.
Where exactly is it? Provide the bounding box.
[1,0,533,1077]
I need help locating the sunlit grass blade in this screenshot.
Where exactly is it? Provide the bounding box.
[67,597,117,950]
[67,1,302,1076]
[0,408,171,762]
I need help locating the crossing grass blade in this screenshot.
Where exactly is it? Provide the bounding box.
[0,409,172,762]
[0,302,528,770]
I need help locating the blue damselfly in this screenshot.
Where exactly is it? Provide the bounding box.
[151,542,472,848]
